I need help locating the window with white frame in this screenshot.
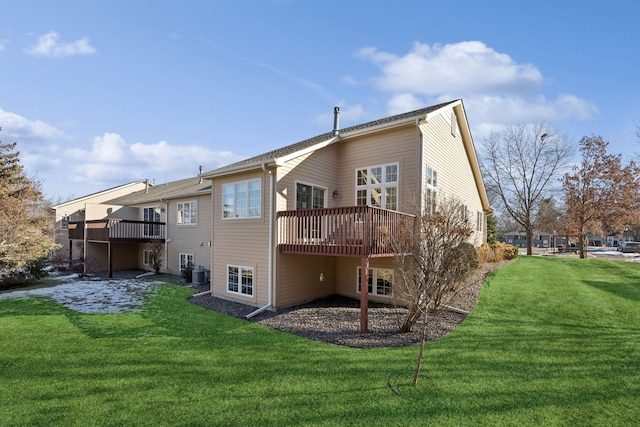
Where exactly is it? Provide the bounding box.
[227,265,254,296]
[460,204,468,222]
[355,163,398,210]
[179,253,194,271]
[296,182,326,210]
[222,179,261,219]
[476,211,483,232]
[451,111,460,137]
[177,200,197,225]
[426,166,438,214]
[427,166,438,187]
[357,267,393,297]
[61,215,69,230]
[143,250,150,265]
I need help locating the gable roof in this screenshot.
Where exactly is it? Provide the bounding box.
[52,180,149,209]
[107,176,212,205]
[203,100,458,178]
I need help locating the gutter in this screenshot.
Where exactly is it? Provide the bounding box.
[161,198,169,272]
[246,163,275,319]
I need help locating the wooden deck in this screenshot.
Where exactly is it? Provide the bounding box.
[68,219,166,243]
[277,205,414,257]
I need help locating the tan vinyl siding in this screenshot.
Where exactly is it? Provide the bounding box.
[212,171,270,306]
[337,125,421,213]
[163,194,212,274]
[421,109,486,245]
[121,194,212,275]
[275,145,341,211]
[274,254,336,309]
[85,203,139,221]
[52,182,148,251]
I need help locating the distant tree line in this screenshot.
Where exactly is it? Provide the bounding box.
[480,121,640,259]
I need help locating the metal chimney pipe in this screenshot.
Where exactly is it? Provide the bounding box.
[199,165,204,184]
[333,106,340,135]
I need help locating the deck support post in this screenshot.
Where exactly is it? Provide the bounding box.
[359,256,369,333]
[108,242,113,279]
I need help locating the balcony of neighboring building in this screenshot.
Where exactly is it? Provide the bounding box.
[67,219,166,243]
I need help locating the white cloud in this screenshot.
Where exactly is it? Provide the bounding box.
[355,41,598,132]
[0,107,66,140]
[25,31,96,58]
[65,132,241,186]
[358,41,543,96]
[387,93,425,115]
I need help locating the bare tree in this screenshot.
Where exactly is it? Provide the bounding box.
[390,195,476,385]
[148,241,164,274]
[480,122,574,255]
[535,197,567,248]
[562,135,640,258]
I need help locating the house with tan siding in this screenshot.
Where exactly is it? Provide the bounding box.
[53,173,212,279]
[202,100,491,331]
[52,181,150,256]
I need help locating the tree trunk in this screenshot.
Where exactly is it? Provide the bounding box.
[526,227,533,256]
[400,304,422,333]
[413,309,429,385]
[579,237,586,259]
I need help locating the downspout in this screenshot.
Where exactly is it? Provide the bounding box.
[246,162,275,318]
[417,118,424,211]
[83,203,88,276]
[161,198,169,273]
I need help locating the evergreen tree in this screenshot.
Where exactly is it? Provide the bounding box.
[0,131,57,286]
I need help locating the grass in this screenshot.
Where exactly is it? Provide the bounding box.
[1,256,639,426]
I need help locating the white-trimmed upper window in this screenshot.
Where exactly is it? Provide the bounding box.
[355,163,398,210]
[426,166,438,214]
[177,200,197,225]
[357,267,393,297]
[476,211,483,232]
[222,179,261,219]
[227,265,254,296]
[426,166,438,188]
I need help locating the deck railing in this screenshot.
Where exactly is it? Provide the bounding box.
[68,219,166,243]
[277,205,415,257]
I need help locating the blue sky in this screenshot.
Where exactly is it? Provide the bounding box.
[1,0,639,201]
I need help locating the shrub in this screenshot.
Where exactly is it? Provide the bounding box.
[50,250,70,271]
[0,257,49,289]
[457,242,480,273]
[477,243,495,263]
[477,242,518,263]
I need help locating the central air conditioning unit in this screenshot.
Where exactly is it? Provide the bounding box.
[192,269,207,285]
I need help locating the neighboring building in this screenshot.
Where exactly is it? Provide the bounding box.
[52,181,150,256]
[51,172,212,279]
[502,231,556,248]
[202,100,491,331]
[107,174,212,277]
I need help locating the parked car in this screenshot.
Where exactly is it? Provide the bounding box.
[557,244,578,254]
[617,242,640,253]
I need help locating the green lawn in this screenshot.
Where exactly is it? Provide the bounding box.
[1,257,639,426]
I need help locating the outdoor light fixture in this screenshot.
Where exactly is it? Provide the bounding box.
[332,190,339,198]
